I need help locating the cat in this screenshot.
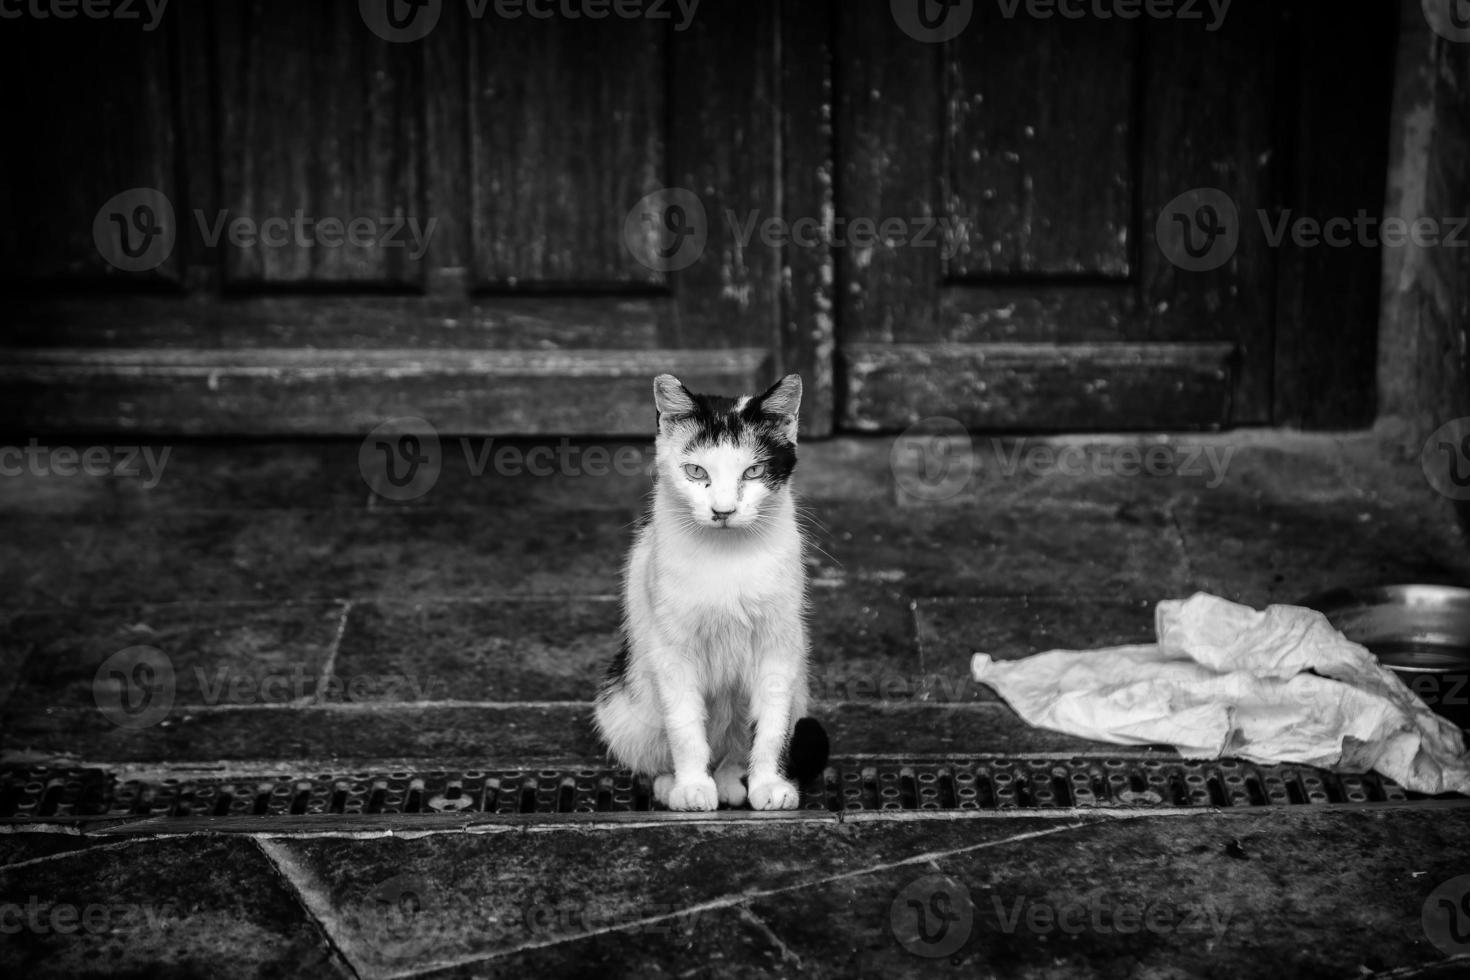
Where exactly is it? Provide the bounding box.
[594,373,829,811]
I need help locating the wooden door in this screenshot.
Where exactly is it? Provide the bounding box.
[0,1,1394,435]
[1,1,836,436]
[834,1,1392,431]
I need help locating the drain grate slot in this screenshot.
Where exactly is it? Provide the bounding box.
[0,757,1438,823]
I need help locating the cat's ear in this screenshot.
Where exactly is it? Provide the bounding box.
[653,374,697,425]
[753,374,802,441]
[755,374,802,419]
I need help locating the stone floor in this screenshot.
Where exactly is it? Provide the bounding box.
[2,428,1470,978]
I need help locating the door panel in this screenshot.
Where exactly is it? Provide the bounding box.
[947,14,1136,278]
[838,2,1280,430]
[0,21,178,285]
[469,16,664,286]
[214,2,425,286]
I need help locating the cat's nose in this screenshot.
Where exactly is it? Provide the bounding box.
[711,508,735,522]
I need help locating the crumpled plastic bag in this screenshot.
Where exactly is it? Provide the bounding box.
[970,592,1470,795]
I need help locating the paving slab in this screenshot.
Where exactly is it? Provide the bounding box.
[0,507,633,608]
[0,835,351,979]
[1173,491,1470,608]
[4,601,346,711]
[914,597,1157,703]
[332,598,622,703]
[808,500,1191,601]
[749,807,1470,979]
[264,818,1079,979]
[0,831,94,868]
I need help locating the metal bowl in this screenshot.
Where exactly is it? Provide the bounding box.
[1300,584,1470,726]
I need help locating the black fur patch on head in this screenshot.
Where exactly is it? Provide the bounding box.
[669,382,800,489]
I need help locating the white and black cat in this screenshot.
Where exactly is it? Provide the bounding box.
[594,373,828,811]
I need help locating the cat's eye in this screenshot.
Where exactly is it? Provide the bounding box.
[743,463,766,480]
[683,464,708,481]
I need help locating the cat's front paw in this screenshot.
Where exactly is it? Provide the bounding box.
[664,776,719,812]
[748,777,801,811]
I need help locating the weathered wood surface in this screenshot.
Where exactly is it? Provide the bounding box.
[836,2,941,345]
[946,10,1136,277]
[0,1,1400,434]
[0,348,770,436]
[940,285,1137,343]
[469,13,663,286]
[1138,5,1282,423]
[213,3,424,286]
[780,0,837,435]
[8,296,668,351]
[668,0,781,351]
[1272,0,1398,428]
[841,342,1235,432]
[0,19,178,283]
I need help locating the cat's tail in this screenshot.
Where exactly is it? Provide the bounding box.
[783,717,830,784]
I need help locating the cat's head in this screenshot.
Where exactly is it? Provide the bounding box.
[651,373,802,531]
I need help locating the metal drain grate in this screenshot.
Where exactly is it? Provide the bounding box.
[0,757,1420,822]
